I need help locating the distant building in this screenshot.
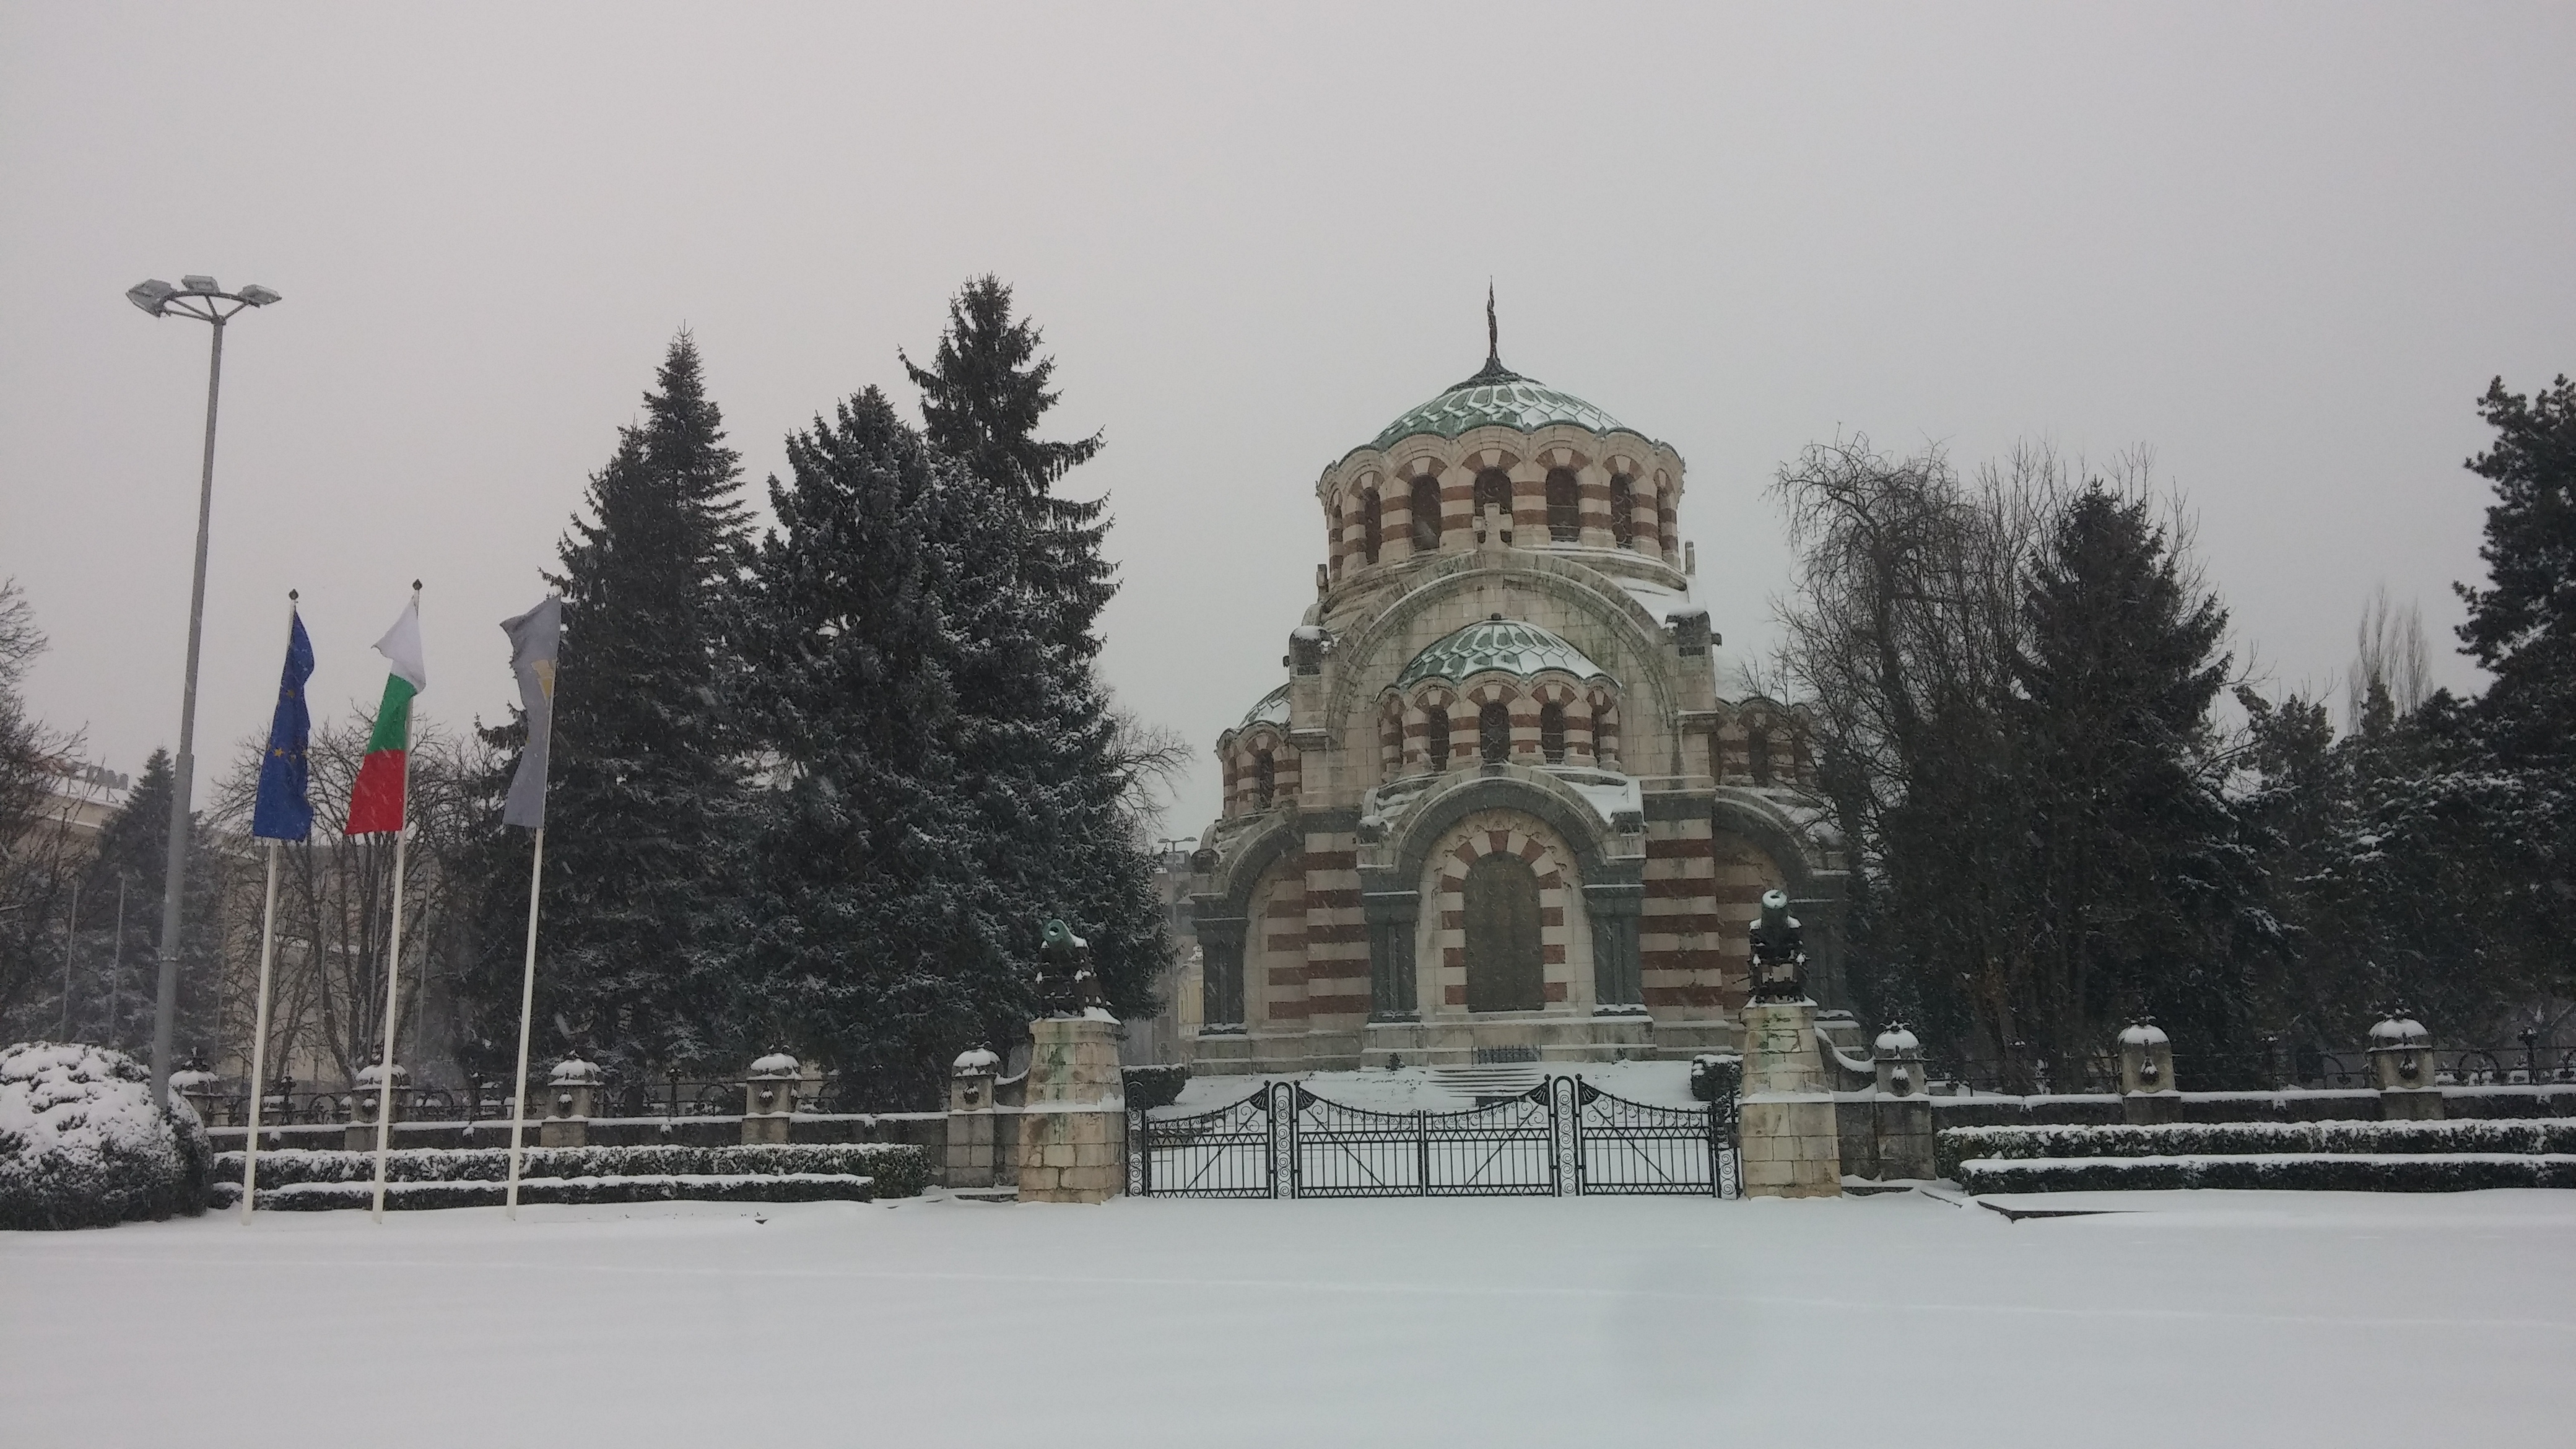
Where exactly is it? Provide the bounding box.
[1182,332,1844,1074]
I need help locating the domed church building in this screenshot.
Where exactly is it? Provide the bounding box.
[1183,315,1847,1074]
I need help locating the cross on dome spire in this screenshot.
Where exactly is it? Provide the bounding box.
[1487,280,1499,367]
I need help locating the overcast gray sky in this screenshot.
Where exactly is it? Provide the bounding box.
[4,2,2570,838]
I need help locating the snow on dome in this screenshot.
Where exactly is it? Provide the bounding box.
[1396,617,1612,690]
[1874,1026,1921,1055]
[952,1045,1001,1076]
[2117,1022,2170,1046]
[352,1062,410,1087]
[1362,356,1654,455]
[2369,1017,2429,1043]
[1237,682,1290,731]
[166,1066,220,1093]
[748,1051,801,1076]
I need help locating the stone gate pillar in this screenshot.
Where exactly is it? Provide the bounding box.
[1738,1000,1843,1198]
[1017,1016,1126,1203]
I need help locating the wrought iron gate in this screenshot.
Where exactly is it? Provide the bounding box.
[1131,1075,1739,1200]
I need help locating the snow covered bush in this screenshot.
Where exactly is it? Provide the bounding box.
[215,1142,932,1199]
[1936,1118,2576,1179]
[1959,1153,2576,1194]
[1,1040,213,1230]
[1121,1065,1188,1112]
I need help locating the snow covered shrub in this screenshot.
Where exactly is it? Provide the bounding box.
[214,1142,933,1199]
[1121,1066,1188,1113]
[226,1172,883,1212]
[1,1041,213,1230]
[1959,1153,2576,1194]
[1936,1119,2576,1179]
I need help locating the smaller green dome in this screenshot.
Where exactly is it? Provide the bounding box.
[1396,617,1612,689]
[1237,682,1290,730]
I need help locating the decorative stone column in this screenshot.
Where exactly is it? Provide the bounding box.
[1017,1016,1126,1203]
[541,1053,603,1149]
[742,1050,799,1145]
[1738,1000,1843,1198]
[1363,889,1419,1020]
[2117,1021,2180,1125]
[1583,881,1644,1012]
[344,1061,408,1151]
[2370,1014,2444,1121]
[170,1056,224,1128]
[946,1044,1003,1190]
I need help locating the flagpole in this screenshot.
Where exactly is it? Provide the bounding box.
[504,825,544,1218]
[240,839,281,1222]
[368,581,421,1224]
[240,591,302,1224]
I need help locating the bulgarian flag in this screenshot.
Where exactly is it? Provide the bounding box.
[346,589,427,836]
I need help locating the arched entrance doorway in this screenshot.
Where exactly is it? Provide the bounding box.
[1463,852,1544,1012]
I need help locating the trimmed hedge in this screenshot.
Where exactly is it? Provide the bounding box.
[2,1041,213,1231]
[1121,1065,1188,1113]
[1960,1153,2576,1194]
[211,1172,879,1212]
[217,1142,932,1200]
[1936,1118,2576,1180]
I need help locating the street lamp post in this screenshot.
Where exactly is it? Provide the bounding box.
[126,274,281,1104]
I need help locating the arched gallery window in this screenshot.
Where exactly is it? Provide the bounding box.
[1474,468,1512,529]
[1478,701,1512,764]
[1747,726,1773,787]
[1422,705,1450,772]
[1540,702,1568,764]
[1546,468,1580,541]
[1254,750,1276,808]
[1411,475,1442,553]
[1362,489,1382,564]
[1463,853,1545,1013]
[1610,473,1636,549]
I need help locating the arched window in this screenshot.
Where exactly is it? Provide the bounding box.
[1254,750,1276,808]
[1540,702,1568,764]
[1478,701,1511,764]
[1474,468,1512,531]
[1328,503,1343,578]
[1410,474,1442,553]
[1610,473,1636,549]
[1463,853,1545,1012]
[1362,489,1382,564]
[1546,468,1580,541]
[1747,726,1773,787]
[1422,705,1450,772]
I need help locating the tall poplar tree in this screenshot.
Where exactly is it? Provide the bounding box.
[484,334,751,1074]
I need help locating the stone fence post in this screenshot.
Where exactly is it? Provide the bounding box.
[742,1050,799,1144]
[542,1053,603,1148]
[946,1044,1003,1189]
[2370,1014,2443,1120]
[1869,1024,1934,1180]
[2118,1020,2179,1125]
[344,1062,408,1152]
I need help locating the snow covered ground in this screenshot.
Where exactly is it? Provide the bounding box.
[4,1188,2567,1447]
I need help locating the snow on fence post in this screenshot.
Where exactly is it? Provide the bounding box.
[344,1061,407,1152]
[2117,1021,2179,1126]
[541,1053,603,1149]
[2370,1014,2444,1121]
[946,1044,1003,1190]
[169,1056,224,1129]
[742,1050,800,1145]
[1870,1025,1934,1180]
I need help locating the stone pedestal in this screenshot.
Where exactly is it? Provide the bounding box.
[946,1046,1004,1189]
[1017,1014,1126,1203]
[343,1064,408,1152]
[1738,1000,1842,1198]
[742,1050,800,1146]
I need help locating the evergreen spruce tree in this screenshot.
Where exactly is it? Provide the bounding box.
[477,334,751,1076]
[898,278,1168,1019]
[69,750,223,1053]
[739,389,1029,1105]
[2009,485,2258,1061]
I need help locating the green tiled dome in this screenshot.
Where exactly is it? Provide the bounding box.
[1237,682,1290,730]
[1396,617,1612,689]
[1368,356,1637,452]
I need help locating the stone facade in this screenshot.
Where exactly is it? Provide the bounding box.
[1186,341,1845,1074]
[1016,1016,1126,1203]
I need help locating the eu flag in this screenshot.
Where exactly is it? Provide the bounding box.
[251,611,315,840]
